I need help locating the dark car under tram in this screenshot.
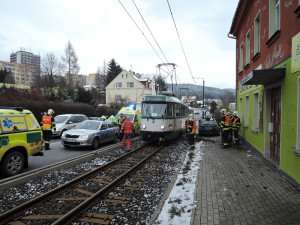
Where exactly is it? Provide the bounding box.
[198,120,220,136]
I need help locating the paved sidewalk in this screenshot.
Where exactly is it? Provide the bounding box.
[191,136,300,225]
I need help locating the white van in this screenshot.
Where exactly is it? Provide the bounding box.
[52,114,88,137]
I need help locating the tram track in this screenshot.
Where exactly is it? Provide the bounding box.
[0,143,170,224]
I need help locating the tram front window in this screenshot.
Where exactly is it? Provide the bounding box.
[142,103,173,117]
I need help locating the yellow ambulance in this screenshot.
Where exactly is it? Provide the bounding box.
[0,107,43,176]
[115,105,141,136]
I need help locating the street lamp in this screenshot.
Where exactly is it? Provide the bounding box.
[194,77,205,119]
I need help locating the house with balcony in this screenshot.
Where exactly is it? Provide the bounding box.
[105,70,155,107]
[229,0,300,189]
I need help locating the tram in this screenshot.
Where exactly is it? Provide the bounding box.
[141,91,191,141]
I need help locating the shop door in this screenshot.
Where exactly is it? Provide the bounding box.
[270,87,281,161]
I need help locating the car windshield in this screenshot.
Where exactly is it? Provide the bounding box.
[75,120,101,130]
[200,121,218,126]
[54,115,69,123]
[115,114,134,121]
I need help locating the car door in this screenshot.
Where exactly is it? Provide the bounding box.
[107,122,114,141]
[100,122,109,142]
[66,116,77,130]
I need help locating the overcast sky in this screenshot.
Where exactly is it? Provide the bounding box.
[1,0,239,89]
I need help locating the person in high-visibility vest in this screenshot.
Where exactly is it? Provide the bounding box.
[120,117,134,151]
[185,114,196,150]
[108,113,117,125]
[232,111,241,144]
[220,108,231,148]
[41,109,56,150]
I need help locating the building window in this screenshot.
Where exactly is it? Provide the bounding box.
[127,82,134,88]
[115,82,122,88]
[245,95,249,127]
[115,95,121,100]
[269,0,280,38]
[246,30,250,65]
[254,12,260,55]
[252,92,259,131]
[239,43,244,72]
[239,97,243,123]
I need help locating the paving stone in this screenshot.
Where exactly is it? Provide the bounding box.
[191,136,300,225]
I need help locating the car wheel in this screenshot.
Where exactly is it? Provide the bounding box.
[91,137,99,150]
[0,151,25,177]
[113,134,118,143]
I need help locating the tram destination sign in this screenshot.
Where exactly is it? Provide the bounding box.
[144,96,166,102]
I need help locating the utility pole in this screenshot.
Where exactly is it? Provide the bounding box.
[194,77,205,119]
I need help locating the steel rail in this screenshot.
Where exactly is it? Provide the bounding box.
[0,143,149,225]
[53,144,166,225]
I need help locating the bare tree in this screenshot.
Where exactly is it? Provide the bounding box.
[61,40,80,87]
[41,52,63,96]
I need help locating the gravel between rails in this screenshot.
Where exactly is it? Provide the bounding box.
[0,138,189,225]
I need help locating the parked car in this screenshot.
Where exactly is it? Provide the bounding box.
[61,120,119,149]
[52,114,88,137]
[198,120,220,136]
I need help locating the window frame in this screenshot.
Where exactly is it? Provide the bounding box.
[115,82,122,88]
[269,0,280,38]
[254,11,261,55]
[239,43,244,72]
[239,97,243,123]
[252,92,260,131]
[246,30,251,65]
[127,82,134,88]
[244,95,249,127]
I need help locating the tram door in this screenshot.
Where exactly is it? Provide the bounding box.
[270,87,281,161]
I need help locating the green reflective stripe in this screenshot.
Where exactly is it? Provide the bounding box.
[27,132,42,143]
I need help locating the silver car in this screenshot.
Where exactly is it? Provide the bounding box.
[61,120,119,149]
[52,114,88,137]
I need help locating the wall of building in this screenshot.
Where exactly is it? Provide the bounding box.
[231,1,300,187]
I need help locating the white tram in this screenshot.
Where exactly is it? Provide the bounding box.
[141,92,191,141]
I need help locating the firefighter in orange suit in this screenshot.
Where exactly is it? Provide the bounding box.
[185,114,196,150]
[41,109,56,150]
[120,117,134,151]
[220,108,231,148]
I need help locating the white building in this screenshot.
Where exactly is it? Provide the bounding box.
[105,70,155,107]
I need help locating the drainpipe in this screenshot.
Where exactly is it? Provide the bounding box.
[227,33,238,107]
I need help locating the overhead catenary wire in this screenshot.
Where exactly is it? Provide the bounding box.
[166,0,196,84]
[131,0,169,64]
[118,0,166,65]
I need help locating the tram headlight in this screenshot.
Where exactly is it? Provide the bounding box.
[142,124,146,129]
[161,125,165,130]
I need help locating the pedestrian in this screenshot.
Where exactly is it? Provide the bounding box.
[120,117,134,151]
[41,109,56,150]
[101,115,107,120]
[220,108,231,148]
[108,113,117,125]
[185,114,196,150]
[232,111,241,144]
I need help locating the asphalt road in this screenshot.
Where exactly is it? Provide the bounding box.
[24,138,95,171]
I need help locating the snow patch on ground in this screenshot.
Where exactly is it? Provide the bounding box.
[153,142,203,225]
